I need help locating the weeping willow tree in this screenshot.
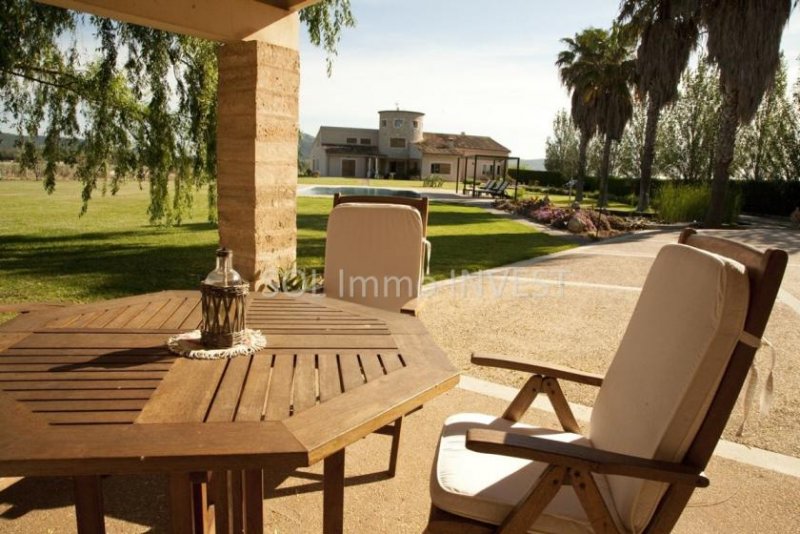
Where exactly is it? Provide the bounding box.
[0,0,354,225]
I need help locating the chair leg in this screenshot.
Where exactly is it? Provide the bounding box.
[388,416,403,477]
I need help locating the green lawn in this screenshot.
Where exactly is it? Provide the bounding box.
[0,180,573,306]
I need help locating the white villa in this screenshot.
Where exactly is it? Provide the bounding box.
[309,110,511,181]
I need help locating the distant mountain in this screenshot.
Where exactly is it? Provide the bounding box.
[299,131,314,160]
[0,132,44,159]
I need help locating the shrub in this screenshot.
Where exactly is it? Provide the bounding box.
[654,182,741,224]
[423,174,445,188]
[739,180,800,217]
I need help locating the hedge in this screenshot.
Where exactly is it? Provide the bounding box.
[739,180,800,216]
[509,169,799,217]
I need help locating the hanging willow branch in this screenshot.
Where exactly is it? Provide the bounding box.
[0,0,355,225]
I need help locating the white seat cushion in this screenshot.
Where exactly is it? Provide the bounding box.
[431,413,621,533]
[590,244,750,532]
[324,203,424,312]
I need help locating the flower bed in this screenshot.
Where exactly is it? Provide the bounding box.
[494,197,651,237]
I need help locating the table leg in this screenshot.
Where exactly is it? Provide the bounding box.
[323,450,345,534]
[73,475,105,534]
[243,469,264,534]
[169,472,203,534]
[388,416,404,477]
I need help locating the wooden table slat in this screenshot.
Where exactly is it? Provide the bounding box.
[317,352,342,403]
[103,302,150,328]
[338,353,365,392]
[235,354,273,422]
[358,353,385,383]
[0,361,172,371]
[380,353,405,373]
[0,356,175,366]
[43,411,140,425]
[142,298,186,329]
[12,332,176,350]
[124,300,169,329]
[0,371,168,381]
[135,358,227,424]
[88,307,127,329]
[205,357,252,423]
[24,399,148,411]
[179,301,203,330]
[265,354,294,420]
[6,389,155,401]
[161,298,200,329]
[0,379,163,391]
[70,311,111,329]
[292,353,317,414]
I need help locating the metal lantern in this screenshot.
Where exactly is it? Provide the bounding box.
[200,248,248,348]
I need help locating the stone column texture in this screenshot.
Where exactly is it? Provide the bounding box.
[217,40,299,287]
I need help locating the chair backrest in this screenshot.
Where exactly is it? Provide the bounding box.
[333,193,429,236]
[482,178,498,190]
[494,181,509,194]
[324,203,425,312]
[589,230,787,532]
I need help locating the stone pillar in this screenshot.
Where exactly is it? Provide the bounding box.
[216,31,299,287]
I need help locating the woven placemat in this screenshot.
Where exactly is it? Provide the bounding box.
[167,329,267,360]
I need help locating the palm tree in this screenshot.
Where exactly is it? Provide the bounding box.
[594,28,636,207]
[557,28,635,208]
[556,29,605,202]
[619,1,700,212]
[702,0,794,226]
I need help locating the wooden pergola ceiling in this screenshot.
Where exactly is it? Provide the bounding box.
[36,0,323,42]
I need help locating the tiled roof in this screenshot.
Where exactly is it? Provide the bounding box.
[415,132,510,155]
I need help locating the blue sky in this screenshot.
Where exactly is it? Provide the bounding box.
[299,0,800,159]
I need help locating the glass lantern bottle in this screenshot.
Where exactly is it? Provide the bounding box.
[200,248,248,348]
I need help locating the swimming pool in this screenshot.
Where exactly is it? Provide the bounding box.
[301,186,421,198]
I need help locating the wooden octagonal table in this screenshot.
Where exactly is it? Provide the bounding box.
[0,291,458,533]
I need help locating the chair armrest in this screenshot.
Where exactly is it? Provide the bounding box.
[471,353,604,387]
[400,298,419,317]
[466,429,708,488]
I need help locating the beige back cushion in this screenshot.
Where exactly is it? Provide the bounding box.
[589,244,749,532]
[324,203,424,312]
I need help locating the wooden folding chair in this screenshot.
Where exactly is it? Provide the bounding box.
[426,229,787,533]
[324,201,430,477]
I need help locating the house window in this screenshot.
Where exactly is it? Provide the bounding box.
[393,119,404,128]
[346,137,357,144]
[381,119,387,127]
[390,137,406,148]
[430,163,451,174]
[360,138,371,145]
[413,120,419,128]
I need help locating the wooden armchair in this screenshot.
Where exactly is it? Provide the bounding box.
[427,229,787,533]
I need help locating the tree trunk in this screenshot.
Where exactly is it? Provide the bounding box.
[706,88,739,227]
[576,131,590,202]
[599,135,612,208]
[638,99,660,212]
